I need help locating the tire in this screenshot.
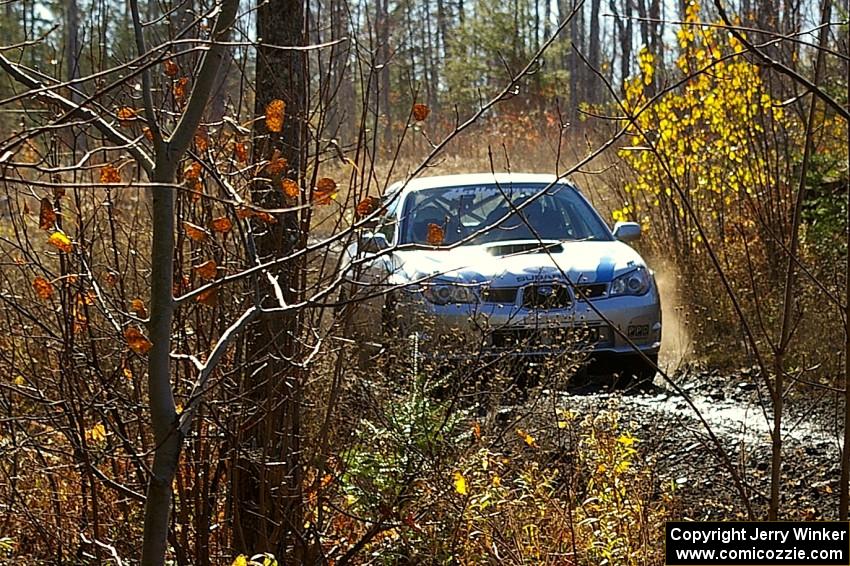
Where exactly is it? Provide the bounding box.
[614,353,658,390]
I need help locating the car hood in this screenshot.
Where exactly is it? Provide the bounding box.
[392,239,647,286]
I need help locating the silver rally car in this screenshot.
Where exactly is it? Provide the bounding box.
[343,173,661,380]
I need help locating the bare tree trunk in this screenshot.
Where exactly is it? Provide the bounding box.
[588,0,601,103]
[233,0,307,559]
[377,0,392,152]
[840,0,850,521]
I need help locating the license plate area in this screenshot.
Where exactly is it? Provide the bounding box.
[627,324,650,339]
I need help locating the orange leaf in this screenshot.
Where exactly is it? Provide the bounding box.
[266,156,288,176]
[281,178,299,198]
[426,223,444,246]
[39,197,55,230]
[210,217,232,234]
[254,211,277,224]
[117,107,137,124]
[236,206,254,219]
[412,103,431,121]
[355,196,379,218]
[143,127,154,141]
[125,326,153,354]
[48,231,73,253]
[173,77,190,100]
[196,287,218,307]
[234,142,249,163]
[32,276,54,300]
[194,259,218,280]
[183,221,209,242]
[265,99,286,132]
[184,161,202,181]
[194,126,209,152]
[129,298,147,318]
[163,59,179,77]
[314,177,337,205]
[100,164,121,184]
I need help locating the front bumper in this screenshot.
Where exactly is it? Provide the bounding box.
[392,286,661,359]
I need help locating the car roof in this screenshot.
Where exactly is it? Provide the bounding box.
[386,173,575,198]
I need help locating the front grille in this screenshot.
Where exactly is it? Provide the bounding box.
[489,325,611,350]
[575,283,608,299]
[486,242,564,256]
[521,283,571,309]
[481,287,518,303]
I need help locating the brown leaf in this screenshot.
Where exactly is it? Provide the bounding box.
[163,59,179,77]
[254,211,277,224]
[183,221,209,242]
[210,217,233,234]
[265,99,286,132]
[266,156,288,176]
[48,231,73,253]
[355,196,379,219]
[125,326,153,354]
[173,77,190,100]
[53,187,66,199]
[412,103,431,121]
[39,197,55,230]
[143,127,154,141]
[196,287,218,308]
[281,178,299,198]
[234,142,249,163]
[426,223,444,246]
[236,206,254,219]
[100,164,121,184]
[194,259,217,280]
[184,161,202,181]
[194,126,209,152]
[314,177,337,205]
[32,276,54,300]
[129,298,147,318]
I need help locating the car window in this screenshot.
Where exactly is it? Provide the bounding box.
[400,183,612,245]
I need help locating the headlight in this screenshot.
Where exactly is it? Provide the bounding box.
[609,267,651,296]
[422,283,478,305]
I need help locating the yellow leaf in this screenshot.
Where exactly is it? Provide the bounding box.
[87,423,106,443]
[14,376,25,386]
[453,471,467,495]
[265,99,286,132]
[231,554,248,566]
[492,475,501,487]
[617,433,637,446]
[48,231,73,253]
[516,428,536,447]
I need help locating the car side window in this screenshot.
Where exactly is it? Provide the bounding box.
[377,216,397,243]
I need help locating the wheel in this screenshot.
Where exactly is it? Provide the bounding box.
[613,353,658,390]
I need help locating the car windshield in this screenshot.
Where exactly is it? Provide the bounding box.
[399,183,612,246]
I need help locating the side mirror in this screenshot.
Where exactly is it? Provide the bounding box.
[359,232,389,254]
[613,221,641,242]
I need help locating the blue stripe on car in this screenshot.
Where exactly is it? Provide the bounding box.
[595,256,616,282]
